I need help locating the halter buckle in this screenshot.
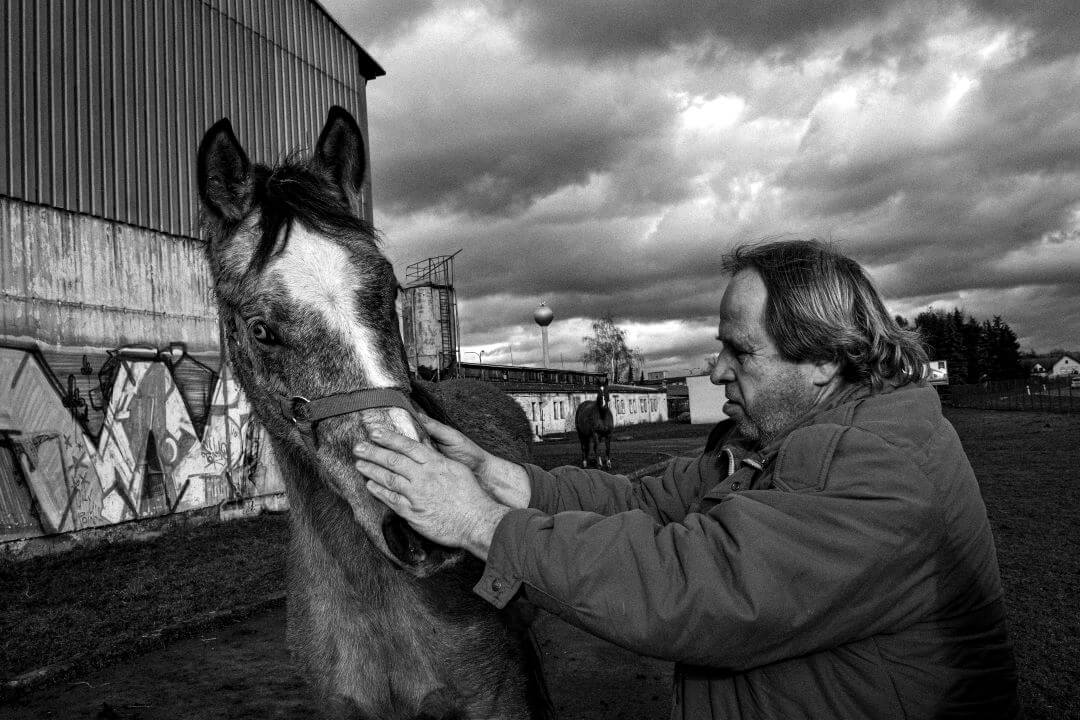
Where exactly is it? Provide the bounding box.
[289,396,312,423]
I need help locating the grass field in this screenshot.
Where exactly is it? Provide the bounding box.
[1,409,1077,717]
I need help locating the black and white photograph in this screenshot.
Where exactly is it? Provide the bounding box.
[1,1,1077,718]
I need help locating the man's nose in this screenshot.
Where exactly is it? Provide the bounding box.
[709,353,734,385]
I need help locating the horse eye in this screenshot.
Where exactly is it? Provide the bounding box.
[249,321,278,345]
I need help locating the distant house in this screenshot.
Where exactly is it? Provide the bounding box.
[1051,354,1080,376]
[1021,357,1054,377]
[1022,353,1080,378]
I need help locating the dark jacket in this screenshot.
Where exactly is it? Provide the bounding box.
[474,383,1020,719]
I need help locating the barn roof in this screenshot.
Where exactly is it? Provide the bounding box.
[311,1,386,79]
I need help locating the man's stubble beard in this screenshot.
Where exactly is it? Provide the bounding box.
[734,374,820,448]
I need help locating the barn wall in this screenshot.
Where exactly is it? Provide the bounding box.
[0,0,379,237]
[0,198,219,351]
[0,344,284,544]
[0,0,382,545]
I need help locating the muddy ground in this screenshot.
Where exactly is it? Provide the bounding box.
[2,411,1078,718]
[2,609,671,720]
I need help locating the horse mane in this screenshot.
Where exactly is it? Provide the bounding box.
[201,154,382,274]
[408,379,462,432]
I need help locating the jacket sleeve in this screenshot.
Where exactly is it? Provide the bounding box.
[476,425,946,671]
[523,453,717,525]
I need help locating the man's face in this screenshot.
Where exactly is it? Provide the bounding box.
[709,269,822,446]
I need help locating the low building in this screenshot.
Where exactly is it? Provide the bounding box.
[455,362,668,439]
[1051,354,1080,376]
[687,375,729,424]
[1022,353,1080,378]
[664,382,690,419]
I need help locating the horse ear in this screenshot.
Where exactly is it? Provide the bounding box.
[197,118,251,221]
[313,106,367,218]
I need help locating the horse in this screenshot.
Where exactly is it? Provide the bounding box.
[574,379,614,469]
[197,107,549,720]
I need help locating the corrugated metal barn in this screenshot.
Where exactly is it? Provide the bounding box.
[1,0,382,352]
[0,0,384,544]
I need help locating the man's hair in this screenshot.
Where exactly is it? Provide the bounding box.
[722,239,927,389]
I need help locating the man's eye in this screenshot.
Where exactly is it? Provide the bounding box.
[249,321,279,345]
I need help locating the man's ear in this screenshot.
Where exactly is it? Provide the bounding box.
[810,358,842,387]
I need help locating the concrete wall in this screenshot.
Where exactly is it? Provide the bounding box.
[511,389,668,439]
[0,345,283,545]
[0,199,219,352]
[687,375,729,425]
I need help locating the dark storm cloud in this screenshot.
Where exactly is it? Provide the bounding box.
[323,0,1080,370]
[375,112,678,217]
[492,1,1080,63]
[365,19,688,217]
[780,52,1080,300]
[971,0,1080,60]
[487,0,898,59]
[321,1,437,47]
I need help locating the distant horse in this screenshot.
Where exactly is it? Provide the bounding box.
[575,379,614,469]
[198,107,548,719]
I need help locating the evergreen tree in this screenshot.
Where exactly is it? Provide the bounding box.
[986,316,1023,380]
[914,308,1025,382]
[960,315,984,383]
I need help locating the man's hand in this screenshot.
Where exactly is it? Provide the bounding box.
[417,415,489,472]
[353,429,511,560]
[419,416,532,509]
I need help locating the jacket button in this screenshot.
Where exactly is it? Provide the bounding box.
[491,578,504,592]
[730,480,741,491]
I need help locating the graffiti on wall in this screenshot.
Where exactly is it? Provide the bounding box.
[0,346,283,543]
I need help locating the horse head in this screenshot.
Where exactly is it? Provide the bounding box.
[197,107,458,577]
[596,378,610,408]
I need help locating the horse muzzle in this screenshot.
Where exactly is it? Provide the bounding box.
[283,388,463,577]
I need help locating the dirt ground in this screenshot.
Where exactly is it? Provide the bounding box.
[1,424,700,720]
[2,411,1078,719]
[0,610,671,720]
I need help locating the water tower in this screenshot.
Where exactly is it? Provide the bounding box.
[533,302,554,368]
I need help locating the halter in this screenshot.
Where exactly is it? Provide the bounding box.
[277,386,416,450]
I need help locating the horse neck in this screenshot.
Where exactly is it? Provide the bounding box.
[271,435,386,574]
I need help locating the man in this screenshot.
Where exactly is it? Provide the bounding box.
[354,240,1020,719]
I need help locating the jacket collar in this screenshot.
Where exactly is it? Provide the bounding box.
[719,381,911,470]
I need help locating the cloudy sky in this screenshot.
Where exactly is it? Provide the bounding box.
[321,0,1080,375]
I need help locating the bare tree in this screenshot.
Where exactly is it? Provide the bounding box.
[582,315,643,382]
